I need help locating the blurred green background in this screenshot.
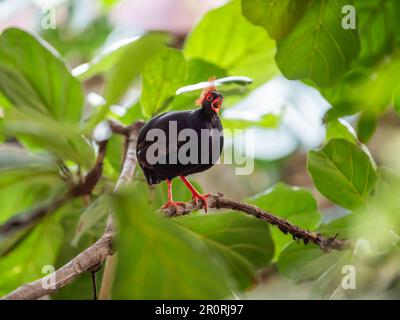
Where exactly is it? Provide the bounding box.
[1,0,400,300]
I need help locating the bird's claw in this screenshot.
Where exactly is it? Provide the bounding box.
[192,193,211,213]
[162,201,185,213]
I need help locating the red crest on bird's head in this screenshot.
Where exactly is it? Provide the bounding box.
[196,76,218,106]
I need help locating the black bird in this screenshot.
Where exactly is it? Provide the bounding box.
[137,78,224,212]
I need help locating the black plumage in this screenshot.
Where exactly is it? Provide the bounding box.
[136,81,224,211]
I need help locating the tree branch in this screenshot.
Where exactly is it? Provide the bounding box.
[161,193,350,251]
[1,121,145,300]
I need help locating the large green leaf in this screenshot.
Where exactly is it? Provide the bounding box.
[73,32,169,82]
[0,146,56,172]
[140,47,186,118]
[111,188,234,299]
[0,28,84,123]
[308,139,377,209]
[355,0,399,63]
[324,55,400,120]
[0,213,64,296]
[173,212,274,290]
[278,241,352,283]
[241,0,310,40]
[275,0,360,87]
[3,108,94,168]
[248,182,321,259]
[184,0,278,87]
[102,33,170,105]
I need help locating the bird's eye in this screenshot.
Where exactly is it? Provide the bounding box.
[206,93,213,101]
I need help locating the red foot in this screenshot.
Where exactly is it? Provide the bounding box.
[192,193,211,213]
[162,200,186,211]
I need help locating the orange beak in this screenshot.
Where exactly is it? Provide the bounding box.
[211,98,222,113]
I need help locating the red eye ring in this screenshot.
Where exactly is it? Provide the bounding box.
[206,93,213,101]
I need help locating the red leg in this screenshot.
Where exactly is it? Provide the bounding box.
[162,179,185,210]
[179,176,210,213]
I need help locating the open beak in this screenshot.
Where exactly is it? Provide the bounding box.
[211,98,222,113]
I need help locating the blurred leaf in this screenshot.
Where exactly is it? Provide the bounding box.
[278,241,352,283]
[73,32,169,82]
[308,139,377,210]
[42,16,112,62]
[276,0,360,87]
[71,195,109,247]
[52,206,104,300]
[241,0,310,40]
[173,212,274,290]
[0,28,84,123]
[222,113,280,130]
[375,167,400,196]
[3,108,94,168]
[111,188,234,299]
[357,111,378,143]
[140,47,186,118]
[105,134,124,173]
[248,183,321,259]
[0,214,64,296]
[0,146,56,172]
[103,33,170,105]
[393,84,400,115]
[355,0,399,63]
[324,54,400,119]
[325,118,358,144]
[185,0,278,87]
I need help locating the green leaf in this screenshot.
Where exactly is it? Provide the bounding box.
[393,84,400,115]
[222,113,280,130]
[277,241,352,283]
[356,111,378,143]
[355,0,399,63]
[3,108,94,168]
[276,0,360,87]
[324,55,400,119]
[248,182,321,259]
[173,212,274,290]
[325,118,358,144]
[0,28,84,123]
[308,139,377,209]
[111,188,234,299]
[0,214,64,296]
[241,0,310,40]
[0,146,56,172]
[71,195,109,247]
[103,33,170,105]
[184,0,278,87]
[375,167,400,197]
[140,47,186,118]
[73,32,169,82]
